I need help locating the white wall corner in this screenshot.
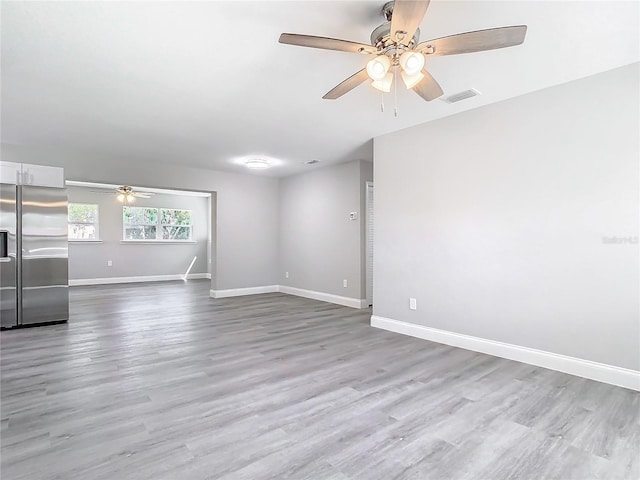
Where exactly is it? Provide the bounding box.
[279,285,368,309]
[370,315,640,392]
[210,285,279,298]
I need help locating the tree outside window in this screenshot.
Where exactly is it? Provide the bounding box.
[68,203,99,240]
[123,207,192,241]
[160,208,192,240]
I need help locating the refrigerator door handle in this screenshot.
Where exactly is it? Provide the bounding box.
[0,230,8,258]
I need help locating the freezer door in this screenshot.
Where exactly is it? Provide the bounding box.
[21,186,68,325]
[0,183,18,328]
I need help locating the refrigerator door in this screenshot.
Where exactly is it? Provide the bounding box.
[0,183,18,328]
[20,186,68,325]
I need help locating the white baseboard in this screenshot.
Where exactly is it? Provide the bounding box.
[70,273,209,286]
[279,285,368,309]
[371,315,640,392]
[209,284,368,309]
[210,285,279,298]
[71,276,367,309]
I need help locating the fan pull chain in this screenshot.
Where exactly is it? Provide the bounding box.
[393,65,398,117]
[381,91,384,112]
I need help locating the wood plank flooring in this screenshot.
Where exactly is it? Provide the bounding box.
[1,280,638,479]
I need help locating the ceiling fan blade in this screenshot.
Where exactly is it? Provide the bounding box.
[413,69,443,101]
[390,0,431,45]
[89,189,116,194]
[323,69,370,100]
[132,192,153,198]
[417,25,527,56]
[279,33,377,54]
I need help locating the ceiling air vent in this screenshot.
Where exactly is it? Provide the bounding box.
[441,88,481,104]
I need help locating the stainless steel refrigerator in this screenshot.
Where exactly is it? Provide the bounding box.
[0,183,69,329]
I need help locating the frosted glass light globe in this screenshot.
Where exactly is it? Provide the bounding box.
[399,51,425,76]
[366,55,391,81]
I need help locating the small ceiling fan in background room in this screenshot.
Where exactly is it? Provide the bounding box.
[279,0,527,114]
[91,185,154,203]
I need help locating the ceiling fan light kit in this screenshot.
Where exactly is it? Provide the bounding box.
[87,184,154,201]
[116,185,152,203]
[278,0,527,113]
[372,72,394,92]
[401,70,424,89]
[399,51,425,76]
[366,55,391,80]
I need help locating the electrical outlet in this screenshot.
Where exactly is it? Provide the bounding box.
[343,279,348,288]
[409,298,417,310]
[285,271,289,279]
[107,260,113,267]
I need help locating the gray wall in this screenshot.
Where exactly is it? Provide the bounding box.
[373,63,639,370]
[0,144,280,291]
[279,160,373,300]
[359,160,373,297]
[67,186,209,280]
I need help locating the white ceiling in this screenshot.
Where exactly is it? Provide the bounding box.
[1,1,638,178]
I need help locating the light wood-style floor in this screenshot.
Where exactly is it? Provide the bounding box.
[1,280,638,479]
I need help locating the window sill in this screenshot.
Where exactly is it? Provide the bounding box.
[120,240,197,245]
[69,239,103,243]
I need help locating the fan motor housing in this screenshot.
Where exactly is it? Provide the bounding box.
[370,22,420,50]
[372,1,420,49]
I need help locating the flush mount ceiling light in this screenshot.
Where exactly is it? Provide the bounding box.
[245,159,271,170]
[279,0,527,114]
[232,155,282,171]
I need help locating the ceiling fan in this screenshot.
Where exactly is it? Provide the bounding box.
[279,0,527,105]
[114,186,153,203]
[91,185,154,203]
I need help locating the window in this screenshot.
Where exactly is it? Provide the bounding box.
[123,207,192,241]
[160,208,193,240]
[123,207,157,240]
[68,203,99,240]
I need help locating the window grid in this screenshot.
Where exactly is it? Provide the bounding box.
[123,206,192,241]
[68,203,99,240]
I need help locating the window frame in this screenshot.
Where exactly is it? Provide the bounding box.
[122,206,193,242]
[68,203,100,241]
